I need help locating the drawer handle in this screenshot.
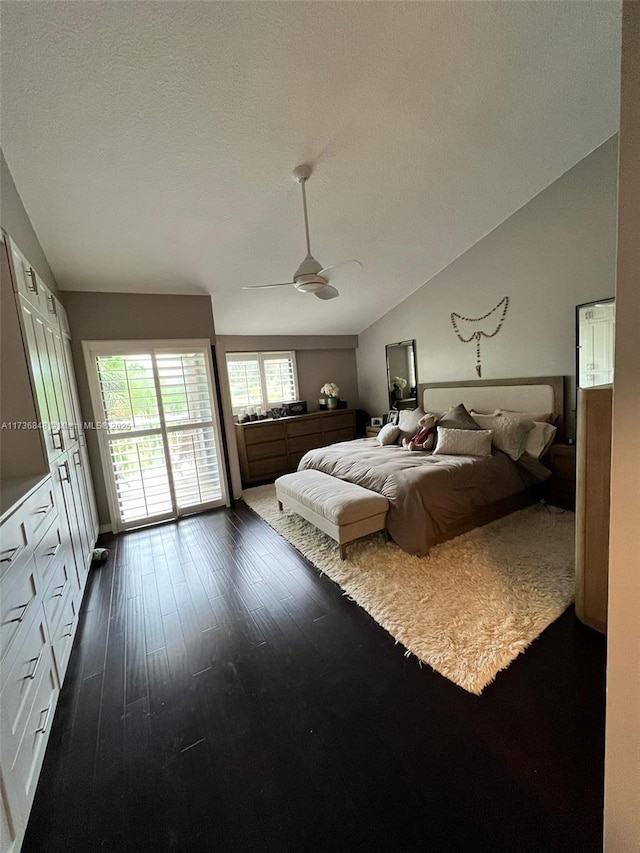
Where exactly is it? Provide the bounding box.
[34,505,51,514]
[36,704,52,735]
[25,651,42,681]
[8,601,30,623]
[0,547,19,563]
[47,294,57,315]
[58,461,70,483]
[45,543,61,558]
[52,429,65,451]
[63,621,74,638]
[53,580,68,598]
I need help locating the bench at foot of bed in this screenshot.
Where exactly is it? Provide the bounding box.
[275,470,389,559]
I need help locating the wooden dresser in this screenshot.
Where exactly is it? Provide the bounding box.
[575,385,612,634]
[235,409,356,486]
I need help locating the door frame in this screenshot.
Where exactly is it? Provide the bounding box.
[82,338,230,533]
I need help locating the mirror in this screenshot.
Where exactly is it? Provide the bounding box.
[386,339,418,409]
[576,298,615,389]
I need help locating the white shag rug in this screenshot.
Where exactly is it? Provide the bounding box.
[242,485,575,695]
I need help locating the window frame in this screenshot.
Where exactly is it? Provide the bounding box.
[225,350,299,415]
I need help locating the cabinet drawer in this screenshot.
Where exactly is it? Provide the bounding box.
[248,456,289,479]
[323,427,355,445]
[11,659,58,815]
[0,510,30,582]
[322,413,354,432]
[23,479,57,545]
[288,433,323,454]
[0,607,50,762]
[50,594,78,684]
[246,439,287,462]
[286,418,321,438]
[243,423,286,445]
[1,556,39,663]
[33,518,64,591]
[42,557,73,638]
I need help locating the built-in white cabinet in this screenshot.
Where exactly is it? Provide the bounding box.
[577,301,615,388]
[0,233,98,852]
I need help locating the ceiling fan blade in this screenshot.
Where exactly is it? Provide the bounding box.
[315,284,340,301]
[318,259,363,284]
[242,282,293,290]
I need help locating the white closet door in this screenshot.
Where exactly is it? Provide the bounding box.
[85,341,228,532]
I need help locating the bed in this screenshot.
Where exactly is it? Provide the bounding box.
[298,376,564,556]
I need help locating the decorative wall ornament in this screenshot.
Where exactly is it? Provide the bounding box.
[450,296,510,377]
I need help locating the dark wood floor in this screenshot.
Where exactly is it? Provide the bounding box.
[24,502,606,853]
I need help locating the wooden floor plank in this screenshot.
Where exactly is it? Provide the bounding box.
[23,503,607,853]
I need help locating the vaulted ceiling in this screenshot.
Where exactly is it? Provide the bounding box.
[1,2,620,335]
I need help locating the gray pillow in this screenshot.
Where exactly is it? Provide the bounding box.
[437,403,481,431]
[471,414,535,460]
[377,423,401,446]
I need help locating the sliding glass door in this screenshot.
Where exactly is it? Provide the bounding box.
[84,340,228,532]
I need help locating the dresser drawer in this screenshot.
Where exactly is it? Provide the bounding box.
[24,479,56,545]
[42,556,74,639]
[244,422,286,445]
[50,594,78,684]
[1,556,39,663]
[0,607,50,763]
[288,433,323,454]
[0,510,30,583]
[246,439,287,462]
[323,427,355,445]
[248,456,289,479]
[10,659,58,816]
[286,417,321,438]
[0,477,55,582]
[322,413,354,432]
[33,518,64,591]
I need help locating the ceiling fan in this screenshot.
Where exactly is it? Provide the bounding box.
[242,164,362,300]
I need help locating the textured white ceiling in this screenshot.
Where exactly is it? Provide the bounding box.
[1,2,620,335]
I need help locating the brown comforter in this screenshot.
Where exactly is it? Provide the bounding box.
[298,438,550,556]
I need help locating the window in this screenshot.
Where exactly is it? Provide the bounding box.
[83,340,228,532]
[226,351,298,414]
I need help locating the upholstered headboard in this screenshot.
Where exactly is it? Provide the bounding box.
[419,376,565,439]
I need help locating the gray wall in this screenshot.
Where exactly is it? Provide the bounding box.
[217,335,360,413]
[63,291,217,525]
[356,136,619,434]
[1,149,59,294]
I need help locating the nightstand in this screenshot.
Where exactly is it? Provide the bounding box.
[366,425,382,438]
[548,443,576,510]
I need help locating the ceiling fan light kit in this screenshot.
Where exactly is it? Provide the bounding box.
[243,165,362,301]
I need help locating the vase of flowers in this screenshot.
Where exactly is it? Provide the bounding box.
[321,382,340,409]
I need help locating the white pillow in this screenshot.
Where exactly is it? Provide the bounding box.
[433,427,493,457]
[470,414,534,461]
[525,422,557,459]
[397,407,425,442]
[377,423,400,446]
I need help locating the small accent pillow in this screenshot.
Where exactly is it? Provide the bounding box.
[433,427,492,457]
[397,407,426,442]
[471,414,534,461]
[437,403,481,431]
[525,422,557,459]
[499,409,558,425]
[377,423,400,446]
